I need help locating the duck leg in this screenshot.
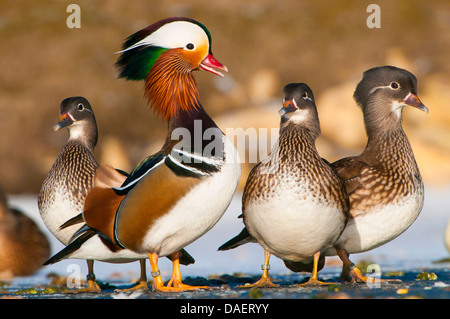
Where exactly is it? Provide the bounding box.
[166,251,211,290]
[335,247,401,283]
[115,259,149,292]
[239,250,279,288]
[297,252,334,286]
[148,252,181,292]
[66,260,101,293]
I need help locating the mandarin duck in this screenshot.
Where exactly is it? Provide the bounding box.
[0,187,50,279]
[39,97,194,292]
[221,83,349,287]
[323,66,428,283]
[80,17,241,292]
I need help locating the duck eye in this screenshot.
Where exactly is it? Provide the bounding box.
[186,43,195,50]
[390,82,399,89]
[302,92,308,99]
[77,103,84,111]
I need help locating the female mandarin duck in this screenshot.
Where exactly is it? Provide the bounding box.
[42,97,195,292]
[221,83,349,287]
[0,186,50,278]
[81,17,241,292]
[39,97,151,292]
[324,66,428,283]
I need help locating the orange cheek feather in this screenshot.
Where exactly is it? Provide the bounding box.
[181,45,209,70]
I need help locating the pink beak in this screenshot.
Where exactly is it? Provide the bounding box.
[199,54,228,77]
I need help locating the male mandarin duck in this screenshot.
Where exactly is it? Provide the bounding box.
[221,83,349,287]
[39,97,192,292]
[323,66,428,282]
[81,17,241,292]
[0,186,50,278]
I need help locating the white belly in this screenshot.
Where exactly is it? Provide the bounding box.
[41,185,150,262]
[326,190,424,255]
[245,188,346,262]
[141,138,241,256]
[67,235,148,262]
[40,189,83,246]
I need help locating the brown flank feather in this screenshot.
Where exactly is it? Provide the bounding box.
[83,165,127,243]
[116,163,201,252]
[145,49,200,121]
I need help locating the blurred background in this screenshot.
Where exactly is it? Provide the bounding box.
[1,0,449,193]
[0,0,449,281]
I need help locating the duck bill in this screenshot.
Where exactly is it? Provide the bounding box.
[278,100,298,116]
[403,92,429,113]
[200,54,228,77]
[53,113,74,131]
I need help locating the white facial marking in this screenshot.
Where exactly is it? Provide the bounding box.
[285,108,309,124]
[368,85,390,95]
[369,82,401,95]
[68,121,85,140]
[302,92,313,102]
[391,100,405,118]
[118,21,209,53]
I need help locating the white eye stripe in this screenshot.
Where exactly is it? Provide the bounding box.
[117,21,209,53]
[368,85,390,95]
[368,83,401,95]
[302,92,313,101]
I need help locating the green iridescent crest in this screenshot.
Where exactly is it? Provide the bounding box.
[116,46,168,81]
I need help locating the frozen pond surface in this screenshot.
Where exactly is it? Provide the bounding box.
[2,187,450,300]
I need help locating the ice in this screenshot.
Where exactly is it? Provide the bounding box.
[7,185,450,283]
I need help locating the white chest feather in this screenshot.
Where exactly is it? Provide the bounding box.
[329,190,424,255]
[39,188,84,245]
[141,137,241,255]
[245,181,346,262]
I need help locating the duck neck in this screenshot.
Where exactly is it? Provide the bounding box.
[68,121,98,152]
[277,122,320,163]
[144,49,200,121]
[363,128,418,171]
[362,98,403,140]
[164,106,221,155]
